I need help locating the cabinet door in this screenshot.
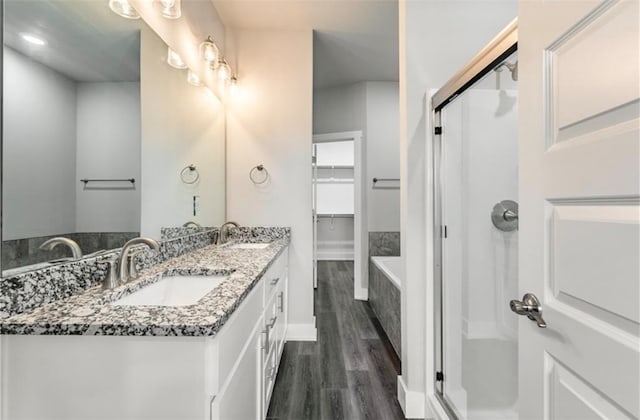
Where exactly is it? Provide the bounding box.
[212,325,262,420]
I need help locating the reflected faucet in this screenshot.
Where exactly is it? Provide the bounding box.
[217,221,240,245]
[39,237,83,260]
[116,237,160,285]
[182,221,202,228]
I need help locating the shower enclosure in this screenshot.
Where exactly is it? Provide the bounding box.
[433,21,519,420]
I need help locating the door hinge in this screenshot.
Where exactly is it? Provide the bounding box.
[434,126,442,135]
[436,371,444,382]
[441,225,448,238]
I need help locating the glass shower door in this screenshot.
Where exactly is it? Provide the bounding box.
[438,52,519,420]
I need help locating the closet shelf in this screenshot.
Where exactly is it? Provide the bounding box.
[316,165,354,169]
[314,178,354,184]
[316,213,354,218]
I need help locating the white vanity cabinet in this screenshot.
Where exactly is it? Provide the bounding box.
[1,247,289,420]
[211,248,289,420]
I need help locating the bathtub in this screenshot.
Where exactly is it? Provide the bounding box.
[371,256,402,289]
[369,256,402,357]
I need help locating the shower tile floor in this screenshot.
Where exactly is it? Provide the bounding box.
[267,260,406,420]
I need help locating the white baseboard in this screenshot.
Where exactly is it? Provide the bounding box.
[397,375,425,419]
[317,254,354,261]
[354,287,368,301]
[285,321,317,341]
[317,240,354,261]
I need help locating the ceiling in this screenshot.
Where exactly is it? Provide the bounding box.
[212,0,399,89]
[4,0,140,82]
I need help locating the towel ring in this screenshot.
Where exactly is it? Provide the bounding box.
[249,164,269,184]
[180,164,200,184]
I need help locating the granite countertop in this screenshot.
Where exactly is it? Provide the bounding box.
[0,238,289,337]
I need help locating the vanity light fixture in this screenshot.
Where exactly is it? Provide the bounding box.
[187,69,202,87]
[20,33,46,46]
[217,59,231,82]
[167,47,187,69]
[155,0,181,19]
[199,36,219,67]
[108,0,140,19]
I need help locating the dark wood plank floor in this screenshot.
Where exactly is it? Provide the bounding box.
[267,261,406,420]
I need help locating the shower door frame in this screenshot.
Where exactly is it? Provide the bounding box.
[431,19,518,419]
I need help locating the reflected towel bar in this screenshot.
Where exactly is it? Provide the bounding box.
[372,177,400,189]
[80,178,135,184]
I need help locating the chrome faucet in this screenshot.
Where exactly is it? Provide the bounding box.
[116,237,160,285]
[182,221,202,228]
[39,237,83,260]
[217,221,239,245]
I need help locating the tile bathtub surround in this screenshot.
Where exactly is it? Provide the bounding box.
[0,229,217,319]
[368,231,401,257]
[369,262,401,356]
[0,236,290,336]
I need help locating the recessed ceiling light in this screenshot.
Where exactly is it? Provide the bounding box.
[20,33,46,46]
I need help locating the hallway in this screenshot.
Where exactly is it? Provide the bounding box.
[267,261,405,420]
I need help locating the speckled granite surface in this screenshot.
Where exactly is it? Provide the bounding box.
[0,228,290,336]
[1,228,245,320]
[229,226,290,242]
[160,227,217,240]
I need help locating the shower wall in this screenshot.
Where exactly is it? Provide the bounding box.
[441,86,519,418]
[444,88,519,341]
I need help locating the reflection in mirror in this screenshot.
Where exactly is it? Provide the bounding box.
[2,0,141,275]
[2,0,227,277]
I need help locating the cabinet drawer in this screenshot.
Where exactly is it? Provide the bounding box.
[263,252,287,305]
[211,280,263,389]
[263,340,278,409]
[273,289,286,358]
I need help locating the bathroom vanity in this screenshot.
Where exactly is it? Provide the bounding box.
[1,235,289,420]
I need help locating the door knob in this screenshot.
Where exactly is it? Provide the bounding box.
[510,293,547,328]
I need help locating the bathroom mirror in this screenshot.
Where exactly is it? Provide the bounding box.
[1,0,226,276]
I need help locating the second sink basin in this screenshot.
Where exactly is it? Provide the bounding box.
[111,275,227,307]
[228,243,271,249]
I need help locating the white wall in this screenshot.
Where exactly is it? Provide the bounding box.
[140,25,226,238]
[313,82,366,134]
[226,29,315,339]
[365,82,400,232]
[399,0,517,417]
[76,82,141,233]
[2,47,77,240]
[314,82,400,233]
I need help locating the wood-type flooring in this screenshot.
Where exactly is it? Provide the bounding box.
[267,260,406,420]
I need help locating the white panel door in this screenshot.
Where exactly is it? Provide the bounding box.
[519,1,639,419]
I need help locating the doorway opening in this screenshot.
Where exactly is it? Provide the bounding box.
[312,131,363,296]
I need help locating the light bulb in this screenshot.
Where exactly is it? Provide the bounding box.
[229,76,239,97]
[167,47,187,69]
[157,0,181,19]
[108,0,140,19]
[217,60,230,82]
[199,37,219,66]
[187,69,202,87]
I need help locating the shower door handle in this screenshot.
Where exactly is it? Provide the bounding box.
[510,293,547,328]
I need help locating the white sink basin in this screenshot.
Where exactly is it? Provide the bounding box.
[228,243,271,249]
[111,275,227,307]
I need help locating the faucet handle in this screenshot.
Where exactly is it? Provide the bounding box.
[102,259,120,290]
[127,251,145,281]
